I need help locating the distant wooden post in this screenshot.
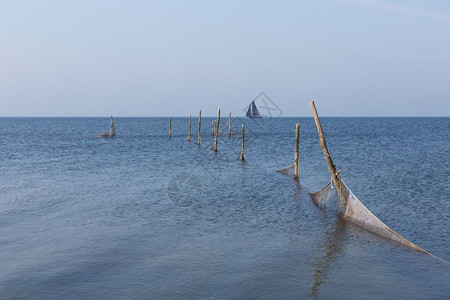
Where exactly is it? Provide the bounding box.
[212,120,215,135]
[310,101,347,202]
[294,123,299,180]
[109,115,115,138]
[196,110,201,146]
[238,124,247,162]
[169,117,172,139]
[187,114,192,141]
[228,112,231,137]
[213,109,220,152]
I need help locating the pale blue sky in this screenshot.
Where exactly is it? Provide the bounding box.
[0,0,449,116]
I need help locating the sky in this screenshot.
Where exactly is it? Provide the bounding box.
[0,0,449,117]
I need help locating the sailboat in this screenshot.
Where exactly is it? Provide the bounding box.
[246,101,262,118]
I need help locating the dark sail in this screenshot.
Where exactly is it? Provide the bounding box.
[246,101,262,118]
[251,101,261,117]
[246,103,252,118]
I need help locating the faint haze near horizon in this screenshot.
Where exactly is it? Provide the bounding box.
[0,0,449,117]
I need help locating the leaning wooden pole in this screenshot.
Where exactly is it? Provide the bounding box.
[187,114,192,141]
[294,123,299,180]
[169,117,172,139]
[213,109,220,152]
[228,112,231,137]
[196,110,201,146]
[310,101,347,203]
[238,124,247,162]
[109,115,115,138]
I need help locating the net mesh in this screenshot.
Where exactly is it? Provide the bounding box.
[310,180,346,215]
[310,178,430,254]
[96,129,113,138]
[96,116,115,138]
[276,164,295,176]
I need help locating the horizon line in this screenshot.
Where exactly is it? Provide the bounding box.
[0,115,448,118]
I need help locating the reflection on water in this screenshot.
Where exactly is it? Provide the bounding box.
[288,181,303,247]
[310,218,346,299]
[293,180,302,199]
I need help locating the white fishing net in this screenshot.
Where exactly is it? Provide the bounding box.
[310,178,429,254]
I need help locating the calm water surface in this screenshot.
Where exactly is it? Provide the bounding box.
[0,117,449,299]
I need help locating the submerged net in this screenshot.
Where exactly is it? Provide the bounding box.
[276,164,295,176]
[310,178,430,254]
[96,116,115,138]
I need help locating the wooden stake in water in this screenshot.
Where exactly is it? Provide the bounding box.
[228,112,231,137]
[169,117,172,139]
[294,123,299,181]
[310,101,346,201]
[196,110,201,146]
[213,109,220,152]
[187,114,191,142]
[238,124,247,162]
[110,115,115,138]
[276,124,300,177]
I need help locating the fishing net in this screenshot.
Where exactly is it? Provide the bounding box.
[97,130,112,138]
[276,164,296,176]
[310,180,346,215]
[310,177,429,254]
[96,116,115,138]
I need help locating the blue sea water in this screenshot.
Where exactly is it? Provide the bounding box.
[0,117,449,299]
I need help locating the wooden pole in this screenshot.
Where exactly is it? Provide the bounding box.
[169,117,172,139]
[110,115,115,138]
[228,112,231,137]
[212,120,215,135]
[213,109,220,152]
[294,123,299,180]
[239,124,247,162]
[196,110,201,146]
[310,101,346,202]
[187,114,191,141]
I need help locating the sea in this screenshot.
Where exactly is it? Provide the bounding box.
[0,117,449,299]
